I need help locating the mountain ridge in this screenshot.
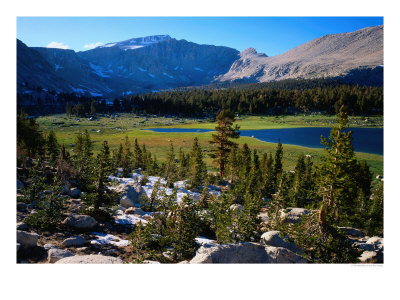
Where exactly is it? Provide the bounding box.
[17,26,383,99]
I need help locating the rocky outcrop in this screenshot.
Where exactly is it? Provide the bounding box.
[189,241,308,264]
[265,246,307,263]
[280,208,310,224]
[17,230,39,249]
[16,222,28,231]
[116,182,148,208]
[63,214,98,230]
[338,227,365,237]
[190,242,271,263]
[68,188,82,199]
[260,231,303,254]
[359,250,383,263]
[352,236,384,263]
[48,248,74,263]
[55,254,123,264]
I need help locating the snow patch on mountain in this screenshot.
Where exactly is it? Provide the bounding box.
[89,63,111,78]
[163,72,174,79]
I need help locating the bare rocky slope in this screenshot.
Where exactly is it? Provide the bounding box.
[217,25,383,82]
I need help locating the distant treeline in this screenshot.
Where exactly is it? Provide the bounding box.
[129,83,383,116]
[17,78,383,117]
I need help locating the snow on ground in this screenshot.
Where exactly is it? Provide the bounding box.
[90,232,130,247]
[114,209,148,225]
[195,236,217,246]
[109,172,221,204]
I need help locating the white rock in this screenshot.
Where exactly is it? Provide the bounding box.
[68,187,82,199]
[55,254,123,264]
[63,214,97,230]
[280,207,310,224]
[190,242,271,263]
[359,251,383,263]
[62,236,87,247]
[17,230,39,249]
[260,231,303,254]
[48,248,74,263]
[264,246,307,263]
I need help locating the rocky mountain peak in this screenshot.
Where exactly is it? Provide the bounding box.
[99,35,172,50]
[240,47,268,58]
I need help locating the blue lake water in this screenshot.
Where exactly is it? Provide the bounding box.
[145,127,383,155]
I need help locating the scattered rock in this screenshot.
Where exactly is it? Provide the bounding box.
[68,188,82,199]
[359,250,383,263]
[17,180,24,191]
[124,207,146,216]
[48,248,74,263]
[62,236,87,247]
[142,260,161,264]
[258,212,269,223]
[366,237,384,252]
[229,204,244,212]
[116,182,148,208]
[28,201,38,209]
[17,230,39,249]
[55,254,123,264]
[190,242,271,263]
[16,222,28,231]
[44,244,58,251]
[260,231,303,254]
[120,196,135,208]
[265,246,307,263]
[353,242,375,252]
[339,227,365,237]
[280,207,310,224]
[63,214,98,230]
[17,202,28,212]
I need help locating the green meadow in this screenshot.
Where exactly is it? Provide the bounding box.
[36,113,383,177]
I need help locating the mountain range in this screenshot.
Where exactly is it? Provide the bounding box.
[17,25,383,98]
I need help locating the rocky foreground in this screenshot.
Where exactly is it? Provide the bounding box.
[16,174,383,264]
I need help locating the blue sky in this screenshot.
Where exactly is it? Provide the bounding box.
[17,17,383,56]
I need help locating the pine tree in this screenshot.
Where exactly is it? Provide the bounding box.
[290,154,307,207]
[209,110,240,178]
[133,138,142,169]
[240,143,252,175]
[46,130,60,165]
[121,136,132,177]
[317,106,359,227]
[367,181,383,236]
[248,150,262,196]
[227,146,239,183]
[113,143,123,173]
[261,153,275,199]
[273,140,283,185]
[164,142,176,185]
[177,147,189,179]
[189,137,207,189]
